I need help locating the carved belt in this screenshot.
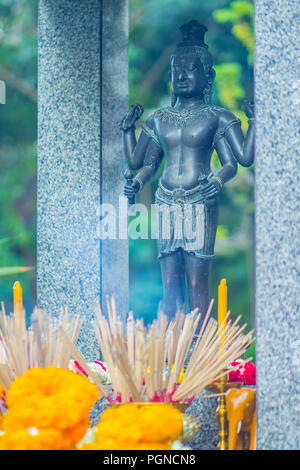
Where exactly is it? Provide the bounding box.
[156,175,213,205]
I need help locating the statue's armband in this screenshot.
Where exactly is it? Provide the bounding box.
[142,123,161,148]
[213,118,241,149]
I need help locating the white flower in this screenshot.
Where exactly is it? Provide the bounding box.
[171,440,192,450]
[27,427,39,436]
[68,360,111,385]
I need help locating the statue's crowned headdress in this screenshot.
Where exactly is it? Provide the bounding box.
[171,20,215,105]
[177,20,208,49]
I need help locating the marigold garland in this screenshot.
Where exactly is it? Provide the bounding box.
[79,403,183,450]
[0,367,99,450]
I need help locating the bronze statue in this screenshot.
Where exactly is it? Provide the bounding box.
[120,20,254,321]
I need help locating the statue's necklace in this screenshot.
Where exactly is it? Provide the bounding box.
[155,104,221,128]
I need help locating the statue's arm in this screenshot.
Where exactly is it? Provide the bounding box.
[201,134,238,200]
[122,128,152,171]
[200,116,240,200]
[214,136,238,185]
[120,104,153,171]
[124,139,164,198]
[214,104,255,167]
[135,139,164,188]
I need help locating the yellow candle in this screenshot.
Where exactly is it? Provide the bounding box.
[13,281,23,316]
[218,278,227,341]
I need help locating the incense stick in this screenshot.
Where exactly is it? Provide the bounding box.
[86,297,254,404]
[0,307,82,391]
[60,329,108,397]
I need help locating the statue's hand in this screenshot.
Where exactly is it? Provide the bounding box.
[201,176,223,200]
[242,100,255,120]
[124,178,141,198]
[119,104,144,131]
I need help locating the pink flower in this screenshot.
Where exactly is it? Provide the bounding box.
[231,361,242,367]
[242,361,256,385]
[229,369,243,382]
[228,361,243,382]
[151,393,160,402]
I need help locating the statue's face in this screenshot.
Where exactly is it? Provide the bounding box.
[171,53,207,99]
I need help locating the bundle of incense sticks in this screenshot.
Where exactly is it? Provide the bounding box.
[0,304,82,391]
[87,296,254,404]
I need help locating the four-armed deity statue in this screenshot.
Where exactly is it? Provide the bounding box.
[120,20,254,321]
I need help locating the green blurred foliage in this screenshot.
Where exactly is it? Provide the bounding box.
[213,1,254,64]
[214,63,245,109]
[0,0,37,316]
[244,341,255,363]
[129,0,255,332]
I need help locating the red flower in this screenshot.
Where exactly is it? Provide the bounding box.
[242,361,256,385]
[151,393,160,403]
[228,361,243,382]
[231,361,242,367]
[229,369,243,382]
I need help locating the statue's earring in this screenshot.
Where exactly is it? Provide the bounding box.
[169,69,177,107]
[203,84,212,104]
[204,68,216,104]
[171,91,177,107]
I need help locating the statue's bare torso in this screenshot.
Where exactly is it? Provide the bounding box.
[152,105,220,190]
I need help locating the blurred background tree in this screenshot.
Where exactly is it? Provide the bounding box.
[128,0,254,332]
[0,1,254,338]
[0,0,37,318]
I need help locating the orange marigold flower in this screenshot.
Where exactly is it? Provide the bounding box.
[79,403,183,450]
[2,367,99,450]
[0,428,62,450]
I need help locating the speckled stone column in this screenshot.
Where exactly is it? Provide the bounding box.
[38,0,129,360]
[255,0,300,449]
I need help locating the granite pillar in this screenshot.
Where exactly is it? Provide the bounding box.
[255,0,300,449]
[38,0,129,359]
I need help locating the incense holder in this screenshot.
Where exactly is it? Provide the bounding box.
[206,379,243,450]
[206,381,243,394]
[181,413,201,442]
